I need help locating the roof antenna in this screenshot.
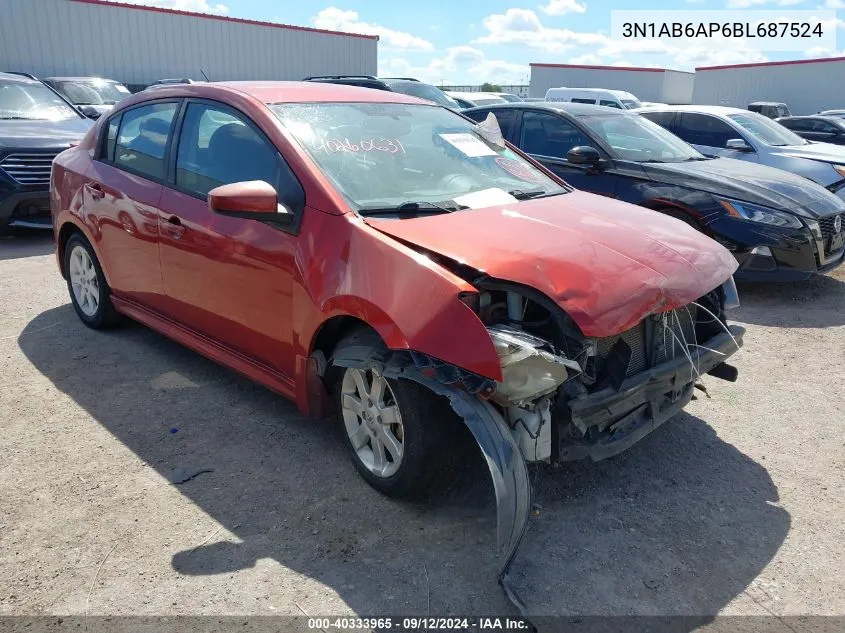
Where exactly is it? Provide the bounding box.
[200,68,210,82]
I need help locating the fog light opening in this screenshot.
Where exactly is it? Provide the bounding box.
[744,246,777,272]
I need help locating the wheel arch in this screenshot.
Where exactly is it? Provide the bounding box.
[56,219,108,282]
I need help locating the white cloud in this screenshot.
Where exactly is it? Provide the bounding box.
[540,0,587,16]
[726,0,806,7]
[473,8,604,52]
[379,47,528,85]
[805,45,845,56]
[674,47,769,67]
[823,0,845,8]
[313,7,434,51]
[122,0,228,14]
[568,53,604,64]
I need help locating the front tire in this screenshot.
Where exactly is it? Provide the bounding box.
[333,335,460,498]
[64,233,120,329]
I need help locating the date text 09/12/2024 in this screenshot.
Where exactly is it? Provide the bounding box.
[306,617,530,630]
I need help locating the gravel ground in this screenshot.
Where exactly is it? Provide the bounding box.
[0,232,843,621]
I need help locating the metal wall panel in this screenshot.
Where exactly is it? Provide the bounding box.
[529,66,666,101]
[693,61,845,115]
[0,0,377,86]
[660,70,694,105]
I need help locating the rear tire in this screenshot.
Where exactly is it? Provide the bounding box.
[333,331,461,498]
[64,233,121,329]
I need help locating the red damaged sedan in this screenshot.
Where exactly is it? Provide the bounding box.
[51,82,743,577]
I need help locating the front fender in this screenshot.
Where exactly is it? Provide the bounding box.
[300,212,502,382]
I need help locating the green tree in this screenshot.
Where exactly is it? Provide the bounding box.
[479,82,502,92]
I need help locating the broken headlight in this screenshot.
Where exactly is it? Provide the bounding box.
[487,325,581,407]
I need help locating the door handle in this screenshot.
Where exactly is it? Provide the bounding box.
[84,182,105,200]
[162,215,186,240]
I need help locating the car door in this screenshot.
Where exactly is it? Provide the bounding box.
[84,100,180,309]
[674,112,759,162]
[808,120,845,145]
[515,109,619,196]
[779,118,814,140]
[156,99,305,377]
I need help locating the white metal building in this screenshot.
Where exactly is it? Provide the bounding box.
[692,57,845,115]
[529,63,694,104]
[0,0,378,88]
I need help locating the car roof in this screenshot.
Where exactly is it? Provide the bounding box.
[128,81,426,106]
[0,71,39,83]
[466,101,629,117]
[781,115,845,124]
[633,104,746,116]
[45,76,121,83]
[749,101,786,106]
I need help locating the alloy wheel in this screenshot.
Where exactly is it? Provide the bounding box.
[340,368,405,478]
[68,244,100,317]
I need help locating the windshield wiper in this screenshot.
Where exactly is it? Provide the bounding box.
[508,189,545,200]
[358,200,468,216]
[508,188,566,200]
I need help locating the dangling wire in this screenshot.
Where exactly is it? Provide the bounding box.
[691,301,742,353]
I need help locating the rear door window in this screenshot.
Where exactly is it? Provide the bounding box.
[464,108,518,141]
[639,111,677,133]
[519,111,591,159]
[675,113,738,148]
[114,102,178,180]
[571,98,596,104]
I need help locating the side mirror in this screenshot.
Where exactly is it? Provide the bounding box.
[726,138,753,152]
[567,145,602,165]
[80,105,101,119]
[208,180,292,224]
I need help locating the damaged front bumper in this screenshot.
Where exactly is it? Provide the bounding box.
[558,325,745,462]
[329,343,531,604]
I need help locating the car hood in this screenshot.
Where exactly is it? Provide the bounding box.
[770,142,845,163]
[364,191,738,338]
[640,157,845,218]
[0,117,93,151]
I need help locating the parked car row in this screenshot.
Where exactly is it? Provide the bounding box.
[463,102,845,281]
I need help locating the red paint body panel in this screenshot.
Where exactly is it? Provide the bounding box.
[366,192,738,337]
[51,81,736,418]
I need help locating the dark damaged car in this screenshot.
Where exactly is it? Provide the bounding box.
[50,82,744,596]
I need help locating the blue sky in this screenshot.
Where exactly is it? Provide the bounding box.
[128,0,844,83]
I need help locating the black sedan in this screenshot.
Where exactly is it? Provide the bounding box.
[464,102,845,281]
[776,115,845,145]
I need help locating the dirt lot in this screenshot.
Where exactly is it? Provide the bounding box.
[1,231,843,620]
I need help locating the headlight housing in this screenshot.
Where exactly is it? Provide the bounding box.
[717,198,804,229]
[487,325,581,407]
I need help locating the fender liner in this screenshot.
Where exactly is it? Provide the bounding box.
[329,341,532,612]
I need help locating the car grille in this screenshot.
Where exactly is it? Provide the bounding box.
[818,214,844,256]
[593,306,698,378]
[819,214,842,239]
[0,152,59,187]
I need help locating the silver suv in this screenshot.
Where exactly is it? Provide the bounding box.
[637,105,845,201]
